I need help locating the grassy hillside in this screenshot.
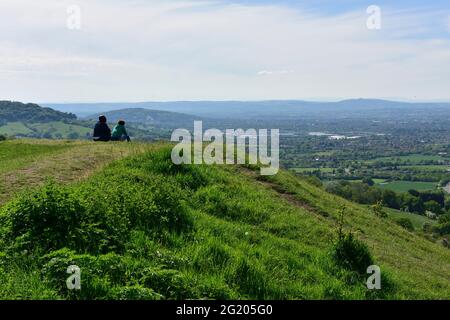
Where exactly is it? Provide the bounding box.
[0,101,93,139]
[0,139,155,205]
[0,101,76,123]
[0,121,95,139]
[0,122,35,136]
[385,208,438,231]
[0,140,448,300]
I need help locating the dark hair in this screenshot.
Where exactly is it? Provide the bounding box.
[118,120,125,125]
[99,115,107,122]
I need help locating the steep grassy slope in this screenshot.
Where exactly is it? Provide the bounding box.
[0,142,448,300]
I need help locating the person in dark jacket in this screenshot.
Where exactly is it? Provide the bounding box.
[93,115,111,142]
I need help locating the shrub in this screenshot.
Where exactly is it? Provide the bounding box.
[0,135,6,141]
[332,232,374,275]
[438,213,450,224]
[395,218,414,232]
[1,181,85,252]
[332,207,374,274]
[434,222,450,236]
[0,164,193,254]
[371,201,388,218]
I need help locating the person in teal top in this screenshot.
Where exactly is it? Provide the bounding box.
[111,120,131,142]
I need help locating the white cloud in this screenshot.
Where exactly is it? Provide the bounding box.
[0,0,449,102]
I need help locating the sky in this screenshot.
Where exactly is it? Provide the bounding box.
[0,0,449,103]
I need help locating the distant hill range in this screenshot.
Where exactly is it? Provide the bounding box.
[85,108,201,128]
[44,99,450,120]
[0,101,76,124]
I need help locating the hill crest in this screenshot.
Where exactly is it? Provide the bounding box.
[0,101,76,124]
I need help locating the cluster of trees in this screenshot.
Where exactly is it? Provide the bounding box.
[0,101,76,123]
[325,180,450,216]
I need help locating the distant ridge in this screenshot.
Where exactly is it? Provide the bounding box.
[44,99,450,120]
[85,108,201,128]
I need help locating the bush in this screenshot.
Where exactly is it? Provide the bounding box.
[1,182,85,252]
[438,214,450,224]
[332,207,374,274]
[0,158,193,254]
[332,232,374,274]
[434,222,450,236]
[395,218,414,232]
[371,201,387,218]
[0,135,6,141]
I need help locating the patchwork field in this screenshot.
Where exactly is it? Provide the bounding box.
[378,181,438,193]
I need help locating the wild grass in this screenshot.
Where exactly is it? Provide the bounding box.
[0,142,448,300]
[0,139,159,205]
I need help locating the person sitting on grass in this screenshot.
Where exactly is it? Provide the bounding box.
[111,120,131,142]
[93,115,111,142]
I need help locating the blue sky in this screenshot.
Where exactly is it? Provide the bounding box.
[0,0,449,102]
[229,0,449,13]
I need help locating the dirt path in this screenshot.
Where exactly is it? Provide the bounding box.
[236,166,332,220]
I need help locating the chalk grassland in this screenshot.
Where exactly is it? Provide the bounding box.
[0,140,448,300]
[0,139,158,205]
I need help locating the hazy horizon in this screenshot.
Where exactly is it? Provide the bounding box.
[1,0,450,102]
[36,98,450,105]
